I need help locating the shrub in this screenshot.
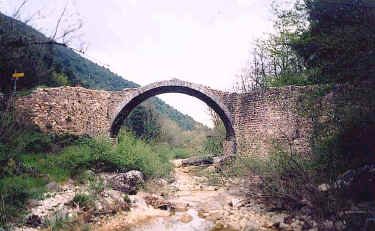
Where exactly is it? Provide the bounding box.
[0,175,46,226]
[32,131,173,179]
[110,131,173,178]
[312,123,375,182]
[71,194,93,209]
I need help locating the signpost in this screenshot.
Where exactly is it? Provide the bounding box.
[12,71,24,95]
[12,73,24,78]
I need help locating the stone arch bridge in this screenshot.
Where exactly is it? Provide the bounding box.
[16,79,314,156]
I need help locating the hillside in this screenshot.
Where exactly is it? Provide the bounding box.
[0,12,198,130]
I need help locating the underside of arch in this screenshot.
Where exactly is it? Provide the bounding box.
[110,82,236,142]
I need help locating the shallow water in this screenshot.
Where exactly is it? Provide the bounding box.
[125,209,214,231]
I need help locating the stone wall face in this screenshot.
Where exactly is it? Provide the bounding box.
[16,87,112,136]
[217,87,314,157]
[15,83,375,157]
[15,85,315,156]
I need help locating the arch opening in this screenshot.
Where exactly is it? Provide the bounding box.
[110,80,236,152]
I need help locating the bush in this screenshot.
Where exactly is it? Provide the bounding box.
[227,151,350,227]
[110,131,173,178]
[71,194,93,209]
[312,123,375,182]
[0,175,46,227]
[26,131,174,179]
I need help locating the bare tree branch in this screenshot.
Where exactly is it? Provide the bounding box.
[23,9,41,25]
[12,0,28,20]
[51,2,68,41]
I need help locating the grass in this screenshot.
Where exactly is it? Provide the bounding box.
[0,129,177,228]
[17,85,50,97]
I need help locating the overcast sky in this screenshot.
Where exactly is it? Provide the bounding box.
[3,0,275,127]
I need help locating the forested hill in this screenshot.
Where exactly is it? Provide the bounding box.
[0,12,198,130]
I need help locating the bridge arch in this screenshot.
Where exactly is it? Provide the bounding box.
[110,79,236,142]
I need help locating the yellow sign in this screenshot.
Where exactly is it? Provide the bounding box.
[12,73,25,78]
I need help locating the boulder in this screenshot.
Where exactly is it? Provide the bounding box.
[144,194,171,210]
[109,170,145,195]
[335,164,375,201]
[26,214,42,228]
[46,181,59,192]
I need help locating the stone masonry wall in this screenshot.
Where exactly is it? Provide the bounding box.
[15,85,315,157]
[217,86,314,157]
[16,87,111,136]
[16,87,137,136]
[24,83,375,158]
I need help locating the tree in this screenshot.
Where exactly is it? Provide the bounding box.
[0,0,85,91]
[123,103,161,142]
[291,0,375,83]
[234,0,309,92]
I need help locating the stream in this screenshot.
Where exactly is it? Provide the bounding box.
[94,160,278,231]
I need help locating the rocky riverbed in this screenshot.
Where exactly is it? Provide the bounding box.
[93,160,301,231]
[15,159,313,231]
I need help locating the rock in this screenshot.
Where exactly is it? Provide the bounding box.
[207,211,222,221]
[181,156,214,166]
[46,181,59,192]
[207,165,216,173]
[284,215,295,225]
[170,202,189,212]
[318,183,330,192]
[94,190,131,214]
[228,199,244,208]
[179,213,193,223]
[44,209,74,226]
[26,214,42,227]
[335,164,375,201]
[272,222,281,229]
[144,195,171,210]
[110,170,145,195]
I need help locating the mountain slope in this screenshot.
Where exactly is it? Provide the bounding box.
[0,12,199,130]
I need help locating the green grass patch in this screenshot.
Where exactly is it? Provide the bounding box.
[0,128,175,228]
[17,85,50,97]
[0,175,47,226]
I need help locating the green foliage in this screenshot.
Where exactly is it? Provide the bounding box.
[291,0,375,83]
[43,210,85,231]
[298,85,375,182]
[71,194,93,209]
[111,131,173,178]
[237,0,375,89]
[170,147,193,159]
[17,85,50,96]
[124,103,161,141]
[0,175,46,226]
[50,72,71,87]
[201,121,225,156]
[150,97,198,131]
[88,176,106,196]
